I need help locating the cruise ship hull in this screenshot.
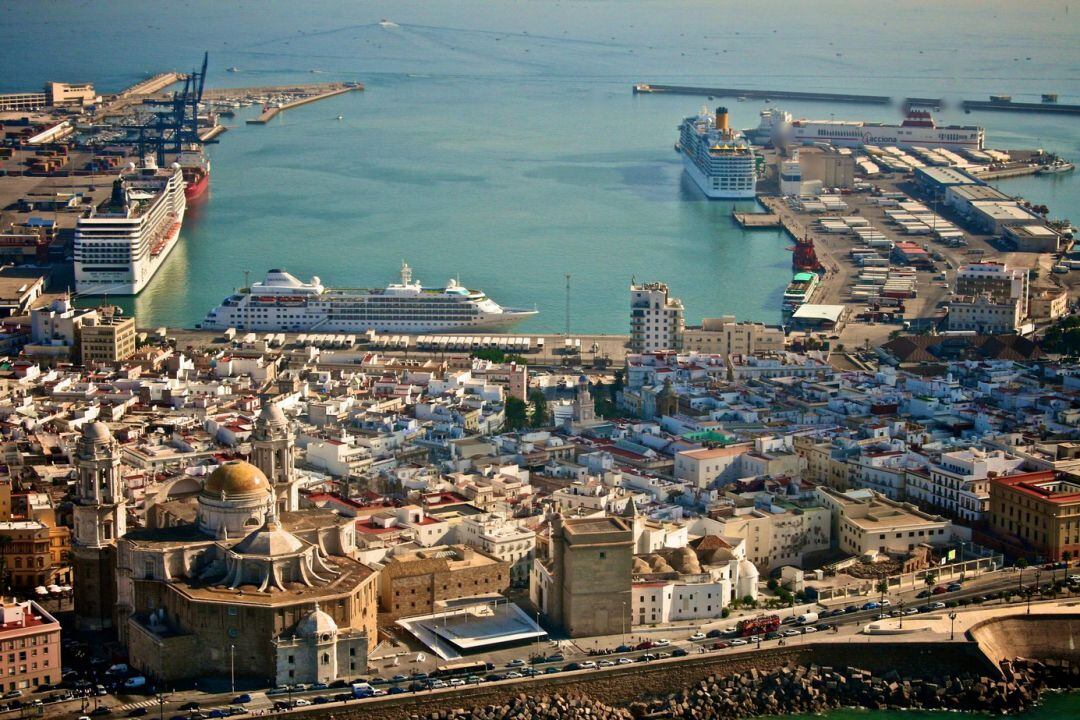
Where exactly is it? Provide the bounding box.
[76,208,185,296]
[682,154,756,199]
[201,309,537,334]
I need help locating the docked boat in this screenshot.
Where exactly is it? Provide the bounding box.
[1037,160,1075,175]
[201,262,538,333]
[677,106,757,199]
[782,271,820,311]
[178,147,210,202]
[74,157,186,295]
[761,108,984,150]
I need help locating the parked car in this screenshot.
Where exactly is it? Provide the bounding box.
[672,648,689,657]
[947,583,962,592]
[862,601,879,610]
[928,601,947,610]
[231,695,251,705]
[689,632,706,641]
[617,657,633,665]
[916,590,931,598]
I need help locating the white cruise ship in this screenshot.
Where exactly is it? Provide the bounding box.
[201,263,538,333]
[74,158,186,295]
[677,106,757,199]
[779,109,984,150]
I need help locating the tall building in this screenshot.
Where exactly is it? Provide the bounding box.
[955,262,1029,318]
[630,282,684,353]
[988,471,1080,561]
[251,402,300,514]
[540,515,632,638]
[907,448,1025,523]
[79,313,136,365]
[947,293,1023,335]
[0,599,60,693]
[71,422,125,630]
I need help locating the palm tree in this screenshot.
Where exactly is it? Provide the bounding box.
[924,570,938,596]
[876,579,889,607]
[1015,558,1029,593]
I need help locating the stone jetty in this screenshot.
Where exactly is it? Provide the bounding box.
[403,658,1069,720]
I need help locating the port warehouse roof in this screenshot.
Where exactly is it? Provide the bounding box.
[915,165,983,188]
[790,304,847,323]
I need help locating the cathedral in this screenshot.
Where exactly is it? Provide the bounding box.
[72,404,379,685]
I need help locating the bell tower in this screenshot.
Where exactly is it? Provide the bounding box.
[252,402,298,514]
[72,422,125,630]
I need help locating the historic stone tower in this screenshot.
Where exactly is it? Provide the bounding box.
[572,375,596,425]
[72,422,125,631]
[547,514,632,638]
[251,402,298,514]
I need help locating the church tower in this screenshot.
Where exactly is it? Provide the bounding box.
[252,402,298,514]
[72,422,125,630]
[572,375,596,425]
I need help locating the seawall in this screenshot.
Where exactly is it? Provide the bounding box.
[969,612,1080,667]
[285,641,993,720]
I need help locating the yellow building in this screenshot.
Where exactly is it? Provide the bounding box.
[988,471,1080,562]
[79,314,136,365]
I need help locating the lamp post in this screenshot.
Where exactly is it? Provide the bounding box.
[948,611,957,640]
[230,644,235,694]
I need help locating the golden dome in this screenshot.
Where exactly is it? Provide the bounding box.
[204,460,270,496]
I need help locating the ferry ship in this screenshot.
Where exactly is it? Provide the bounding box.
[201,263,538,333]
[74,158,186,295]
[178,147,210,202]
[782,272,819,311]
[677,106,757,199]
[778,109,984,150]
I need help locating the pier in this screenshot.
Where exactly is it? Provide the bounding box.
[962,99,1080,115]
[633,83,891,105]
[243,83,363,124]
[733,211,781,228]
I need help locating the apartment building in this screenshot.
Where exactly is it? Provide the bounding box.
[907,448,1025,523]
[947,294,1023,335]
[955,261,1029,317]
[817,487,953,557]
[0,599,60,692]
[681,316,785,356]
[79,314,137,365]
[630,282,685,353]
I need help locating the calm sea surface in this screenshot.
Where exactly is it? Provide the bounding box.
[1,1,1077,332]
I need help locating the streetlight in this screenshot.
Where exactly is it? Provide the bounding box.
[899,600,905,629]
[948,611,957,640]
[230,644,235,694]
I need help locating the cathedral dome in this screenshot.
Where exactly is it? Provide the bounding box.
[82,421,113,442]
[296,606,337,637]
[232,520,304,556]
[258,402,287,426]
[205,460,271,496]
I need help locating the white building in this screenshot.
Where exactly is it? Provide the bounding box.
[947,294,1023,335]
[454,512,536,586]
[816,487,954,557]
[907,448,1025,523]
[630,282,685,353]
[712,503,832,571]
[955,261,1029,317]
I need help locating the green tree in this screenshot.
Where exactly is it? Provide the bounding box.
[528,389,549,427]
[503,396,528,431]
[924,569,938,594]
[1043,316,1080,357]
[611,370,624,397]
[876,579,889,606]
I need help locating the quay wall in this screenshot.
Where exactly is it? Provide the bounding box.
[969,613,1080,667]
[285,641,993,720]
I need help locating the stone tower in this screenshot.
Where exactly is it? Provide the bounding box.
[572,375,596,424]
[251,402,298,514]
[72,422,125,630]
[546,514,632,638]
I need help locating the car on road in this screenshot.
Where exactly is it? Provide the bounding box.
[928,601,947,610]
[564,663,583,672]
[947,583,962,592]
[2,691,21,699]
[879,599,892,607]
[506,659,526,667]
[617,657,633,665]
[803,626,817,633]
[654,638,670,646]
[506,671,524,678]
[231,695,251,705]
[781,629,799,637]
[862,601,879,610]
[730,639,748,646]
[387,687,405,695]
[90,708,112,717]
[711,642,730,650]
[706,629,724,638]
[672,648,689,657]
[580,661,597,669]
[689,632,706,641]
[890,609,904,617]
[597,660,615,667]
[449,678,467,687]
[904,608,919,615]
[313,696,333,705]
[638,654,657,662]
[294,698,312,706]
[844,605,859,614]
[932,586,948,595]
[127,710,147,718]
[390,674,408,683]
[916,590,932,598]
[429,680,448,689]
[180,703,200,712]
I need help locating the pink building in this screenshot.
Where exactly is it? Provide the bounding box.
[0,599,60,692]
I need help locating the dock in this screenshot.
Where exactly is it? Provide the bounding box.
[962,99,1080,115]
[633,84,890,105]
[244,83,363,124]
[733,211,781,228]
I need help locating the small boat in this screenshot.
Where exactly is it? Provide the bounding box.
[336,114,344,121]
[737,96,747,102]
[1037,161,1075,175]
[227,66,239,73]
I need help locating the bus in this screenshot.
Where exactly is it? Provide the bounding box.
[736,614,781,637]
[431,660,494,679]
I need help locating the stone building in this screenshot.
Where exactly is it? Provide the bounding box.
[378,544,509,620]
[71,422,126,630]
[534,515,633,638]
[118,460,378,685]
[251,402,301,514]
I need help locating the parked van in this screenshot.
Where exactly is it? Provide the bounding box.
[123,676,147,691]
[796,612,819,625]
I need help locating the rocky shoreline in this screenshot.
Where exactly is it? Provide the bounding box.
[407,658,1074,720]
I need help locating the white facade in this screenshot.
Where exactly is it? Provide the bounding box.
[947,294,1023,334]
[630,282,685,353]
[907,448,1025,523]
[719,505,832,571]
[816,487,953,557]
